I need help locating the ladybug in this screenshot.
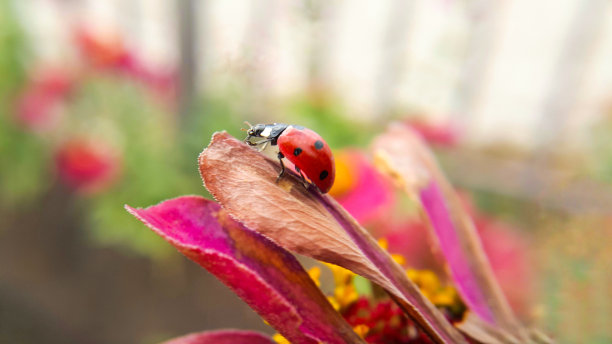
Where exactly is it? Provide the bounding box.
[244,123,335,193]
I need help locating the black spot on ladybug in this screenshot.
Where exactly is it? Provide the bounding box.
[293,147,302,156]
[319,170,329,180]
[314,140,324,150]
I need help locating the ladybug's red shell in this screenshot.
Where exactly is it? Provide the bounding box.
[277,126,335,193]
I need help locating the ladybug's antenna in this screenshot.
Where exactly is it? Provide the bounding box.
[241,121,252,132]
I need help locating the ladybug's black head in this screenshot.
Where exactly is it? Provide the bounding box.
[247,124,267,138]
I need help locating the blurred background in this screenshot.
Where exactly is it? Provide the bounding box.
[1,0,611,343]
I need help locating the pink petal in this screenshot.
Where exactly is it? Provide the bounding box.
[476,217,534,316]
[372,123,527,341]
[126,196,363,344]
[405,118,460,147]
[162,329,274,344]
[198,132,467,344]
[334,151,395,225]
[15,68,73,132]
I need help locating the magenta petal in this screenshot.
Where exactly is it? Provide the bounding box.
[372,123,526,340]
[126,196,363,344]
[162,329,274,344]
[420,181,495,322]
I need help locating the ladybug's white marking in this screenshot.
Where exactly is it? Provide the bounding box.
[261,127,272,138]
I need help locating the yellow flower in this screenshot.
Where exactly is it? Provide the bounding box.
[328,152,356,197]
[408,269,440,293]
[325,262,354,286]
[378,238,407,266]
[432,286,458,306]
[308,266,321,287]
[407,269,460,308]
[324,263,359,309]
[352,324,370,338]
[333,284,359,309]
[272,333,290,344]
[378,238,389,250]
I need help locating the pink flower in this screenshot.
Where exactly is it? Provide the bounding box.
[381,195,534,316]
[55,138,121,194]
[372,123,536,338]
[474,213,534,315]
[329,150,396,225]
[405,119,459,148]
[15,68,74,132]
[380,221,438,270]
[126,128,546,343]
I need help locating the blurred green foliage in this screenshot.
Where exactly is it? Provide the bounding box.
[2,4,611,342]
[0,0,377,256]
[0,0,50,207]
[286,92,378,149]
[78,85,378,256]
[67,78,195,256]
[590,112,612,185]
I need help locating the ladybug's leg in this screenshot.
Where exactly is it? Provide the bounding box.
[257,140,269,152]
[245,138,265,146]
[245,137,273,151]
[296,168,309,189]
[275,152,285,183]
[244,136,256,145]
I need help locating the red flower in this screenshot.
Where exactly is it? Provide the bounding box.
[55,138,121,194]
[74,27,127,70]
[343,297,430,344]
[74,26,176,100]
